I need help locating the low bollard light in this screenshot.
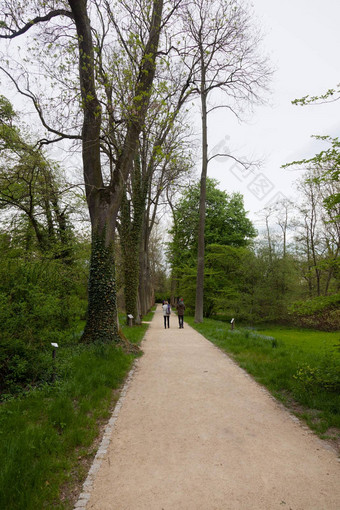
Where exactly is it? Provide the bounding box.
[51,343,59,382]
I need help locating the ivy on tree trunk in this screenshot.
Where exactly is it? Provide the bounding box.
[82,231,118,342]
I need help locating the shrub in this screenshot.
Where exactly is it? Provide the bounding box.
[0,338,52,396]
[294,357,340,393]
[288,293,340,331]
[0,256,87,395]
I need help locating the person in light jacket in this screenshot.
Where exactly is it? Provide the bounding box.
[162,300,171,329]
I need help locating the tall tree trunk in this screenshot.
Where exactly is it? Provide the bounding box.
[51,199,73,262]
[83,231,119,341]
[195,70,208,323]
[69,0,118,342]
[138,251,146,315]
[138,211,155,316]
[120,214,142,326]
[304,218,313,297]
[265,214,273,263]
[119,155,149,325]
[309,195,321,296]
[138,229,150,316]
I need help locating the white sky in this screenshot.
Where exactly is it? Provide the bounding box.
[205,0,340,222]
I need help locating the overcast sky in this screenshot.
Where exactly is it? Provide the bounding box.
[205,0,340,223]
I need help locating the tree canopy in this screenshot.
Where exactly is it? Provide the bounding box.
[169,178,256,258]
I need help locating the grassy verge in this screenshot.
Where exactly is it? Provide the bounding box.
[186,317,340,441]
[0,313,153,510]
[119,306,155,344]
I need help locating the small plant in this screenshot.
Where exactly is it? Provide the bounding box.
[294,364,319,392]
[294,358,340,393]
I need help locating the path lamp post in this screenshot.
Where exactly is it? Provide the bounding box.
[230,318,235,330]
[51,343,58,382]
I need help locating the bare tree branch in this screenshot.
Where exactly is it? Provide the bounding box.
[207,152,252,167]
[0,66,81,142]
[0,9,73,39]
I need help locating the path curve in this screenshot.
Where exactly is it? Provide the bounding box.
[80,305,340,509]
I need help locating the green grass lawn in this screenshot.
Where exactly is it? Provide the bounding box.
[186,317,340,440]
[0,313,152,510]
[256,325,340,357]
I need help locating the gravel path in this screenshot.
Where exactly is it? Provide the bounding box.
[79,305,340,509]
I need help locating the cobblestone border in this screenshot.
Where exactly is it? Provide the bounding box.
[73,360,138,509]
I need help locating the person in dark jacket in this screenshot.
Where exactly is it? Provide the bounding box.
[176,298,185,329]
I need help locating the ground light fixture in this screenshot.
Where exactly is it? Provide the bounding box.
[51,343,59,382]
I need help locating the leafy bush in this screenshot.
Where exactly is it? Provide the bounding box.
[294,357,340,393]
[290,293,340,315]
[0,256,88,395]
[288,293,340,331]
[0,338,51,396]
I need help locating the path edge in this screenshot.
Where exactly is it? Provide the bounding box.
[203,333,339,457]
[73,359,139,509]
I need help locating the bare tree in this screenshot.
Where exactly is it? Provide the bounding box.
[275,198,294,258]
[295,166,340,297]
[180,0,271,322]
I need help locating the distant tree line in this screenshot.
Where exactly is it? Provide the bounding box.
[167,177,339,329]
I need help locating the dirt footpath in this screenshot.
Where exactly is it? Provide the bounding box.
[83,305,340,509]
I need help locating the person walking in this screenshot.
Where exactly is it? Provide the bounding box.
[162,300,171,329]
[176,297,185,329]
